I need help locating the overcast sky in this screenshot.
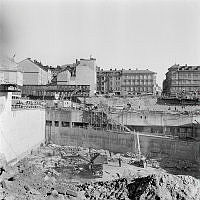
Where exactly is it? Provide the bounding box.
[1,0,200,86]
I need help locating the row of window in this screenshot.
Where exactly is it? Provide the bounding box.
[172,80,200,85]
[172,73,200,79]
[123,75,153,79]
[46,120,70,127]
[99,75,154,80]
[124,81,153,86]
[170,87,200,92]
[123,86,153,92]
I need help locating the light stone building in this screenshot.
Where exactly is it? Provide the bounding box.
[97,68,157,95]
[163,64,200,97]
[18,58,52,85]
[56,57,97,96]
[75,58,97,96]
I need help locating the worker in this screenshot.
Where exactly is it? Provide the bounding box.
[118,157,122,167]
[141,156,147,168]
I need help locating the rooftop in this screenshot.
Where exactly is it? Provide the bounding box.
[122,69,156,74]
[98,68,156,74]
[19,58,50,72]
[169,64,200,71]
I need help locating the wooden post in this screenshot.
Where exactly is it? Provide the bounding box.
[136,132,141,158]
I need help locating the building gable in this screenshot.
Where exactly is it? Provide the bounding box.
[18,59,40,73]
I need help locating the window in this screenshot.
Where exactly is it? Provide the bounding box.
[148,75,152,79]
[62,121,70,127]
[46,120,52,126]
[55,121,59,127]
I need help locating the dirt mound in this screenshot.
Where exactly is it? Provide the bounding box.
[127,173,200,200]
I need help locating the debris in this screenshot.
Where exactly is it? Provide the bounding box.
[1,144,200,199]
[127,173,200,200]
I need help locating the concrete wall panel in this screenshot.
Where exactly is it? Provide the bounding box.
[49,127,200,163]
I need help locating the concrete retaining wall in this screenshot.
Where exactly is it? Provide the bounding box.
[111,111,200,127]
[139,134,200,162]
[48,127,137,154]
[49,127,200,163]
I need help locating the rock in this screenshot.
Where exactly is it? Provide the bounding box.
[51,189,59,197]
[65,188,77,197]
[127,173,200,200]
[30,187,41,195]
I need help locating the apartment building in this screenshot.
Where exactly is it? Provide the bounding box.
[97,68,157,95]
[55,57,97,96]
[163,64,200,96]
[121,69,156,95]
[75,58,97,96]
[97,69,122,94]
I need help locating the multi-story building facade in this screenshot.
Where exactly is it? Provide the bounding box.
[75,58,97,96]
[54,57,97,96]
[121,69,156,95]
[163,64,200,97]
[97,69,122,95]
[97,68,157,95]
[18,58,52,85]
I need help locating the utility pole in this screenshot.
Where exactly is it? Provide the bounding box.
[136,132,141,158]
[101,111,103,130]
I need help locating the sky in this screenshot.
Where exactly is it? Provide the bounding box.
[1,0,200,86]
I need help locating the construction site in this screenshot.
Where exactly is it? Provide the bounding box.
[2,0,200,198]
[1,91,200,200]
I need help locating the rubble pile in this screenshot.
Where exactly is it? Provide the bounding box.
[77,178,129,200]
[1,145,200,199]
[127,173,200,200]
[78,173,200,200]
[0,146,81,199]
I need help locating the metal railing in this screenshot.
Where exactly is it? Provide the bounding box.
[11,104,45,110]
